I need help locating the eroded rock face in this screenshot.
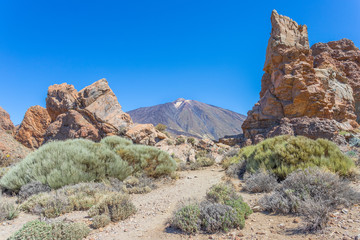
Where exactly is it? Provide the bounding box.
[44,79,132,142]
[125,124,167,146]
[46,83,79,121]
[0,107,15,133]
[242,10,359,144]
[15,106,51,149]
[44,110,101,142]
[312,39,360,122]
[0,130,31,166]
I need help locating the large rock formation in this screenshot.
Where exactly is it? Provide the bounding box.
[125,123,167,146]
[312,39,360,121]
[15,106,51,149]
[0,107,15,133]
[242,10,359,144]
[44,79,132,143]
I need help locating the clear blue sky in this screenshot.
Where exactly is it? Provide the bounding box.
[1,0,359,124]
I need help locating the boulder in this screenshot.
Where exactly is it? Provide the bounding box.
[0,107,15,133]
[125,124,167,146]
[15,106,51,149]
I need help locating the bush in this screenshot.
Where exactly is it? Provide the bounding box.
[0,199,19,222]
[0,139,132,191]
[171,203,201,234]
[259,168,360,231]
[122,175,156,194]
[243,171,278,193]
[91,214,111,229]
[19,181,51,201]
[88,193,136,222]
[8,220,90,240]
[225,160,246,179]
[187,137,195,145]
[175,137,186,145]
[200,202,243,233]
[100,136,133,150]
[232,135,355,180]
[206,184,238,204]
[21,182,114,218]
[171,184,252,234]
[155,124,167,133]
[117,144,176,178]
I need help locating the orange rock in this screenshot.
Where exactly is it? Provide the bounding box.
[15,106,51,149]
[0,107,15,133]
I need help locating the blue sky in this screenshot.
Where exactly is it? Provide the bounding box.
[1,0,359,124]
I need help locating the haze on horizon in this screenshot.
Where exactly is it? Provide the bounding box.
[1,0,359,124]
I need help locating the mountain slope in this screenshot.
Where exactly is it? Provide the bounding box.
[127,98,246,140]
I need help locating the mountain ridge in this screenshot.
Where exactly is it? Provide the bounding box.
[127,98,246,140]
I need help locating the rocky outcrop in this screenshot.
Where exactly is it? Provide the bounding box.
[125,124,167,146]
[44,79,132,143]
[242,10,359,144]
[45,110,101,142]
[0,130,31,166]
[15,106,51,149]
[0,107,15,133]
[312,39,360,122]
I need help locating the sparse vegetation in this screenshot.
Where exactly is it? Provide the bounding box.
[243,171,278,193]
[171,183,251,234]
[88,192,136,222]
[0,199,19,222]
[91,214,111,229]
[19,181,51,201]
[21,183,114,218]
[259,168,360,231]
[155,123,167,133]
[8,220,90,240]
[175,137,186,145]
[227,135,355,180]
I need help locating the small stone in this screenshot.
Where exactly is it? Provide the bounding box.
[293,218,299,223]
[342,209,349,214]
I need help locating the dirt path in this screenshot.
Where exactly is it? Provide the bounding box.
[87,168,224,240]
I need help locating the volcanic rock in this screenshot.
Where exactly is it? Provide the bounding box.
[242,10,359,144]
[125,124,167,146]
[0,130,31,166]
[15,106,51,149]
[0,107,15,133]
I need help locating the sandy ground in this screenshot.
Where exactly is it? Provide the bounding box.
[1,166,359,240]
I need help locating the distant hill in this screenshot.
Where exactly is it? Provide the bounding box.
[127,98,246,140]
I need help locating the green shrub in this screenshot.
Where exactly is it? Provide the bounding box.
[171,184,251,234]
[259,168,360,231]
[187,137,195,145]
[175,137,186,145]
[206,184,238,204]
[19,181,51,201]
[100,135,133,150]
[117,145,176,177]
[171,203,201,234]
[88,193,136,222]
[155,124,167,132]
[0,200,19,222]
[91,214,111,229]
[21,183,114,218]
[196,157,215,167]
[8,220,90,240]
[232,135,355,180]
[0,139,132,191]
[200,202,243,233]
